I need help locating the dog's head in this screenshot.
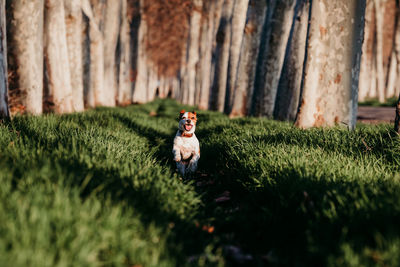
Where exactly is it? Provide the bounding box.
[178,110,197,133]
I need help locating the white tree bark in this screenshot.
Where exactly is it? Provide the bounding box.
[117,0,132,106]
[225,0,249,113]
[64,0,84,112]
[44,0,74,113]
[229,0,267,117]
[369,54,378,98]
[358,0,375,102]
[7,0,44,114]
[82,0,106,107]
[182,0,202,106]
[102,0,120,107]
[132,8,149,104]
[209,0,235,112]
[147,68,158,102]
[274,0,310,121]
[295,0,366,129]
[197,0,225,110]
[374,0,385,103]
[0,0,8,118]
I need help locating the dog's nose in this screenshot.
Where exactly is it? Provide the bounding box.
[187,119,191,123]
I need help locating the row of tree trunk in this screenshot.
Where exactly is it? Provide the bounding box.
[0,0,375,130]
[359,0,400,103]
[176,0,366,128]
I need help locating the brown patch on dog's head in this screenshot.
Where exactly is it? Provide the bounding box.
[187,111,197,124]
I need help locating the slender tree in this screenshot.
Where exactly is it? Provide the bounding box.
[225,0,249,114]
[64,0,85,112]
[182,0,202,106]
[259,0,296,117]
[229,0,267,117]
[374,0,386,103]
[358,0,376,102]
[0,0,8,118]
[274,0,310,121]
[209,0,234,112]
[132,1,149,103]
[82,0,106,107]
[101,0,120,107]
[197,0,224,110]
[117,0,133,106]
[44,0,74,113]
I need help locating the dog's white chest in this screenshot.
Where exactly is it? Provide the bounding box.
[174,135,199,160]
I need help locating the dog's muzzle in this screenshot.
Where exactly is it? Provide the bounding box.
[184,123,193,131]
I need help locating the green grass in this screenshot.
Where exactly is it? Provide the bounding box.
[359,97,398,107]
[0,99,400,266]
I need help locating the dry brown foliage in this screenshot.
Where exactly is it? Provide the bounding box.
[142,0,193,77]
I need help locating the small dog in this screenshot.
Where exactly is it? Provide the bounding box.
[172,110,200,178]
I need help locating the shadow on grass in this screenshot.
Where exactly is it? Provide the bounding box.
[8,107,400,266]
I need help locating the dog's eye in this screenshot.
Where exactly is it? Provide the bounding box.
[191,117,194,119]
[182,117,186,119]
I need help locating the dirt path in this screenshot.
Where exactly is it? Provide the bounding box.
[357,106,395,124]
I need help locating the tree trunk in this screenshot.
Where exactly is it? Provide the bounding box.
[81,11,92,108]
[128,0,140,102]
[102,0,120,107]
[225,0,249,114]
[0,0,8,118]
[383,0,397,98]
[256,0,296,117]
[7,0,44,114]
[182,0,202,106]
[209,0,235,112]
[44,0,74,114]
[197,0,224,110]
[117,0,132,106]
[395,3,400,97]
[132,5,149,104]
[229,0,267,117]
[147,67,158,101]
[82,0,107,107]
[387,49,397,98]
[358,0,375,102]
[375,0,386,103]
[64,0,84,112]
[274,0,310,121]
[393,3,400,133]
[395,93,400,133]
[295,0,366,129]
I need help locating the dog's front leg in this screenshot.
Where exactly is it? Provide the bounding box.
[172,139,182,162]
[188,150,200,174]
[176,161,186,177]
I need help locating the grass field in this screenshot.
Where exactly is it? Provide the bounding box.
[359,97,398,107]
[1,99,400,266]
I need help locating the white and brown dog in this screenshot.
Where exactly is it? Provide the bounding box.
[172,110,200,178]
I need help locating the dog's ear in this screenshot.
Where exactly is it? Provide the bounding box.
[192,110,196,115]
[179,110,185,119]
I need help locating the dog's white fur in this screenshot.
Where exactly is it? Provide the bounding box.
[172,111,200,177]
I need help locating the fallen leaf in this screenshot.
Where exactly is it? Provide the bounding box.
[215,191,230,202]
[215,196,230,203]
[202,225,214,233]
